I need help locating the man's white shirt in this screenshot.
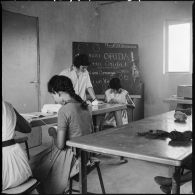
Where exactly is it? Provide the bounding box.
[59,67,92,101]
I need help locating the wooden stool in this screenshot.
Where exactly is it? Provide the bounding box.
[2,177,40,194]
[65,157,105,194]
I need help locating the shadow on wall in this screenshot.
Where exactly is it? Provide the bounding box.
[53,42,71,74]
[144,85,170,116]
[144,86,156,105]
[42,42,71,105]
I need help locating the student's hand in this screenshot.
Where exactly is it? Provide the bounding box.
[91,99,99,106]
[91,99,104,105]
[86,100,92,106]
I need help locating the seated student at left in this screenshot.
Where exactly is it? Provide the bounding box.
[2,100,33,191]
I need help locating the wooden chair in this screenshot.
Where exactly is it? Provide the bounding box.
[2,138,40,194]
[48,126,106,194]
[15,136,30,160]
[65,156,106,194]
[2,177,40,194]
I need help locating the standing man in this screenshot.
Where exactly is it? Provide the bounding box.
[59,53,98,103]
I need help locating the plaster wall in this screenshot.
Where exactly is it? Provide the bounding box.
[2,1,193,118]
[1,1,100,145]
[2,1,99,107]
[98,1,193,117]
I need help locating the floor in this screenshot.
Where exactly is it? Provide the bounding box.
[69,154,171,194]
[28,135,171,194]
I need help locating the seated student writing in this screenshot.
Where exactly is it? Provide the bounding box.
[103,77,135,127]
[32,75,93,194]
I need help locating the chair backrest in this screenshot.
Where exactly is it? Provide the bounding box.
[15,136,30,160]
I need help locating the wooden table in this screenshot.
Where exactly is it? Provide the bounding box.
[22,103,126,128]
[164,97,192,105]
[66,111,192,194]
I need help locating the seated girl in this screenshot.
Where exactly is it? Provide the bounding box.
[33,75,93,194]
[2,100,32,191]
[103,77,135,127]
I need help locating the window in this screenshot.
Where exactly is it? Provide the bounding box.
[164,19,192,73]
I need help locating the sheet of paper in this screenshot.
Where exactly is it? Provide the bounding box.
[21,112,54,120]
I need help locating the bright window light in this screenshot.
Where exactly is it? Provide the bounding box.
[165,21,192,73]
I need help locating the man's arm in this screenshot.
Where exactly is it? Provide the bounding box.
[87,87,97,101]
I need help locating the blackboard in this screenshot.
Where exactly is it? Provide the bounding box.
[72,42,143,95]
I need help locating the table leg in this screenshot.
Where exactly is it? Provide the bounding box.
[171,166,181,194]
[114,110,128,164]
[79,150,87,194]
[114,110,123,127]
[92,116,97,132]
[92,115,105,132]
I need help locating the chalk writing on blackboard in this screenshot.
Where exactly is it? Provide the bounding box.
[92,44,101,52]
[131,51,140,82]
[105,43,138,49]
[73,42,143,95]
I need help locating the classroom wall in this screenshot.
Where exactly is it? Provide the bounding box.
[1,1,100,145]
[98,1,193,117]
[2,1,100,107]
[2,1,193,118]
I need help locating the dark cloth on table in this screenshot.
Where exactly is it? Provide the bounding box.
[137,129,169,139]
[137,130,192,143]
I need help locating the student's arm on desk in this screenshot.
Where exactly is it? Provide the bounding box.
[126,94,135,108]
[14,108,32,133]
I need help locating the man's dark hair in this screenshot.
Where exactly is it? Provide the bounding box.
[73,54,90,68]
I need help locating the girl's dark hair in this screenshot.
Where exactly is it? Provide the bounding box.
[109,77,122,91]
[73,53,90,68]
[48,75,88,110]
